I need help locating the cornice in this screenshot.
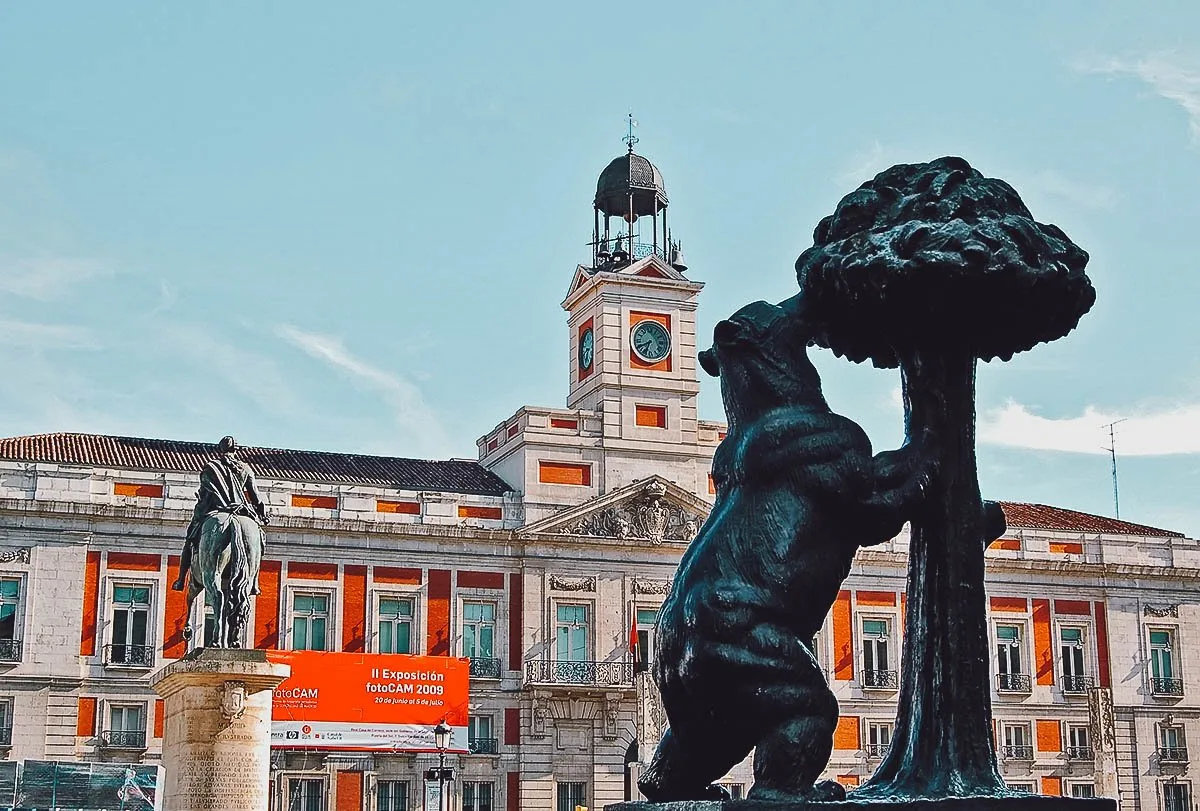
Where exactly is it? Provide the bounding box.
[856,549,1200,582]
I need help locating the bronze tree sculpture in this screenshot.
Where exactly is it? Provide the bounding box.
[794,156,1095,798]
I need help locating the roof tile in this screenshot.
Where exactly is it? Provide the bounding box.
[0,433,511,497]
[999,501,1182,538]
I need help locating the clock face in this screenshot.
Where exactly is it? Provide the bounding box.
[631,319,671,363]
[579,328,594,370]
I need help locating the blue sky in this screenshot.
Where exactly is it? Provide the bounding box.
[2,3,1199,536]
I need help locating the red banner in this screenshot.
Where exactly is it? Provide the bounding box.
[267,651,470,751]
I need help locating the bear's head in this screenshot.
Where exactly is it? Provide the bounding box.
[699,294,829,429]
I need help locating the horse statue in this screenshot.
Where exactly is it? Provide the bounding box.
[173,436,269,649]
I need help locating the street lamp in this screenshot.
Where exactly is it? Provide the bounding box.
[434,719,452,811]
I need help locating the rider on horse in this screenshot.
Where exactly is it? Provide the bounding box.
[172,435,269,593]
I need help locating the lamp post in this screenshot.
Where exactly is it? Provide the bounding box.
[434,719,452,811]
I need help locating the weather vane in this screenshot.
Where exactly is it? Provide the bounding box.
[623,112,639,152]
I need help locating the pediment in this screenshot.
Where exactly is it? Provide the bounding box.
[567,265,594,296]
[521,475,711,544]
[619,255,688,281]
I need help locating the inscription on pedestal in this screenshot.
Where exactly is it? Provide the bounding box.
[175,751,266,810]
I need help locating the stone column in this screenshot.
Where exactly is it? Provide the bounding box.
[151,649,291,811]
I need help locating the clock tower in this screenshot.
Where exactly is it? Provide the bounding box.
[477,133,723,520]
[563,142,703,432]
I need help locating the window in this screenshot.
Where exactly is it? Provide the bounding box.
[1071,784,1096,799]
[0,697,12,746]
[291,593,329,651]
[286,778,323,811]
[463,782,493,811]
[1160,725,1188,762]
[1002,723,1032,759]
[105,704,146,748]
[635,608,658,674]
[377,780,409,811]
[720,784,745,800]
[1067,724,1092,760]
[866,722,892,758]
[1060,627,1091,691]
[557,782,587,811]
[0,578,20,661]
[1164,783,1191,811]
[861,618,895,688]
[463,601,496,661]
[378,596,415,654]
[1006,783,1034,794]
[996,625,1029,691]
[469,715,496,754]
[109,585,153,666]
[556,605,589,662]
[1151,631,1183,695]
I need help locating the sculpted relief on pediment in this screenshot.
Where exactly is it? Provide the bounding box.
[564,481,704,545]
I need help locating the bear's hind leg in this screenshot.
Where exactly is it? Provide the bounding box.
[638,726,749,802]
[748,685,842,802]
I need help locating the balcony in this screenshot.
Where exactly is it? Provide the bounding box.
[468,737,498,755]
[0,725,11,746]
[104,644,155,668]
[863,744,890,759]
[997,673,1032,693]
[1151,677,1185,697]
[1002,745,1034,761]
[861,669,898,690]
[1065,746,1094,761]
[469,657,502,680]
[0,638,21,663]
[100,730,147,749]
[1158,746,1189,764]
[1061,675,1096,694]
[525,660,633,687]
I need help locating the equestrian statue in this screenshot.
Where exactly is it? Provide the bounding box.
[173,435,269,648]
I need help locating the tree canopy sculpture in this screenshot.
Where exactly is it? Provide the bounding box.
[795,156,1095,798]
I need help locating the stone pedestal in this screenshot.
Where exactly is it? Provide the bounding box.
[151,649,291,811]
[608,798,1116,811]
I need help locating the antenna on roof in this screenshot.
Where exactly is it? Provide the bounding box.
[1102,419,1127,518]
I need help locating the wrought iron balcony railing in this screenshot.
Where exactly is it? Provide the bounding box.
[101,730,147,749]
[468,737,498,755]
[1002,745,1034,760]
[863,744,890,759]
[998,673,1032,693]
[1061,674,1095,693]
[1065,746,1094,761]
[1159,746,1189,763]
[0,638,22,662]
[1151,677,1185,696]
[0,725,11,746]
[104,644,155,667]
[525,659,634,687]
[469,657,502,679]
[861,669,898,689]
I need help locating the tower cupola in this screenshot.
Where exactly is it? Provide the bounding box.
[590,117,684,271]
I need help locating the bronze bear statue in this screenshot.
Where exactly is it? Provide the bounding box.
[638,295,939,802]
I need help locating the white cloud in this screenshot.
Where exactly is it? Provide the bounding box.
[163,323,302,418]
[1075,52,1200,140]
[979,400,1200,456]
[0,319,98,350]
[1021,170,1118,210]
[0,256,110,300]
[835,142,897,188]
[277,325,450,457]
